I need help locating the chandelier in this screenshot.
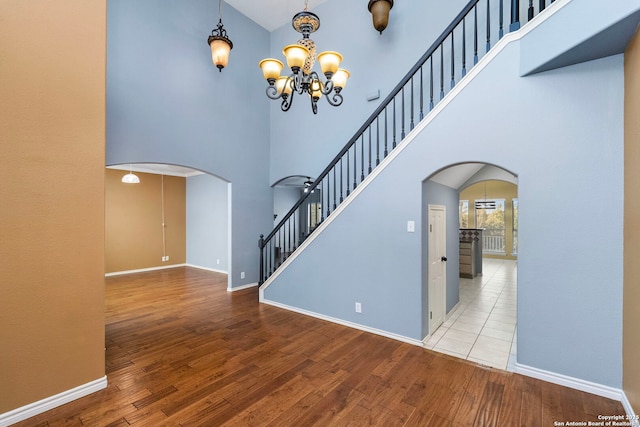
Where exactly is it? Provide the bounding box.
[258,1,350,114]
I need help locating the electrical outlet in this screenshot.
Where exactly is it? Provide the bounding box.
[217,259,220,265]
[165,255,169,261]
[355,302,362,313]
[240,272,245,279]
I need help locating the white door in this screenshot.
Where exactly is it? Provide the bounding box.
[428,204,447,334]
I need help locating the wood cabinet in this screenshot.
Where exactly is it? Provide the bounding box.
[460,229,483,278]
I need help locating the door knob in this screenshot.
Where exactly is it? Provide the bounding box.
[441,256,447,262]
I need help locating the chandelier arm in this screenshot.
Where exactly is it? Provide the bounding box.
[321,79,335,95]
[266,85,283,100]
[281,92,294,112]
[310,96,318,114]
[325,91,344,107]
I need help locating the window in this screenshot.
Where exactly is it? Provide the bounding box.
[459,200,469,228]
[476,198,506,254]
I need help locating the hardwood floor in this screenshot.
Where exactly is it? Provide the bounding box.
[15,267,625,426]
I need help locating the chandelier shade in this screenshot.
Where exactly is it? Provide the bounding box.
[317,51,342,76]
[259,58,284,81]
[258,2,349,115]
[282,44,310,71]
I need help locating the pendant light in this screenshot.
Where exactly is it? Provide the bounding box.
[208,0,233,72]
[368,0,394,34]
[122,165,140,184]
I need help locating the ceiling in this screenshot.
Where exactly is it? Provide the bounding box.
[225,0,331,32]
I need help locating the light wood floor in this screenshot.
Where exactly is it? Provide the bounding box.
[15,267,624,426]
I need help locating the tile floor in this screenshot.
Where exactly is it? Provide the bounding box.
[424,258,517,370]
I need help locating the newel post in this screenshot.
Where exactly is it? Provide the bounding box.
[258,234,264,285]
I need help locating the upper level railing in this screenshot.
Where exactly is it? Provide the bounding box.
[259,0,555,284]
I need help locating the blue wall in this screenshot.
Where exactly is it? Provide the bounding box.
[107,0,272,287]
[186,174,229,272]
[264,41,624,388]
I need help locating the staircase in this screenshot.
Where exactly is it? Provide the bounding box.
[259,0,556,285]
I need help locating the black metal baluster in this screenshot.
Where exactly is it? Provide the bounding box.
[368,126,372,173]
[401,88,406,139]
[376,117,380,165]
[384,107,389,157]
[267,239,271,276]
[539,0,545,12]
[528,0,534,21]
[499,0,504,38]
[510,0,520,31]
[353,143,357,190]
[450,31,455,88]
[360,134,365,182]
[474,5,479,64]
[326,175,331,218]
[419,67,424,120]
[287,218,291,259]
[292,214,296,248]
[462,19,467,77]
[333,167,337,210]
[339,158,344,203]
[486,0,491,53]
[410,77,415,131]
[429,56,434,110]
[346,149,350,196]
[392,98,397,148]
[440,44,445,99]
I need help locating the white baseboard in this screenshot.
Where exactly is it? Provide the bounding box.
[621,393,640,427]
[0,376,107,427]
[228,282,259,292]
[105,263,187,277]
[515,363,637,417]
[184,264,228,275]
[261,298,423,347]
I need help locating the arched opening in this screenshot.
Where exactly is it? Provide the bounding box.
[423,162,518,371]
[105,163,232,289]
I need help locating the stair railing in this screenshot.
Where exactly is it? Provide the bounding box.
[259,0,554,284]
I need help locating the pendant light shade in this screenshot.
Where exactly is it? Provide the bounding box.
[368,0,394,34]
[209,33,233,71]
[207,0,233,72]
[122,165,140,184]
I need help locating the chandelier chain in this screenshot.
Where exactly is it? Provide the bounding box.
[304,0,309,11]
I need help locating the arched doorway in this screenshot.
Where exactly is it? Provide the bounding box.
[423,162,518,371]
[105,163,232,289]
